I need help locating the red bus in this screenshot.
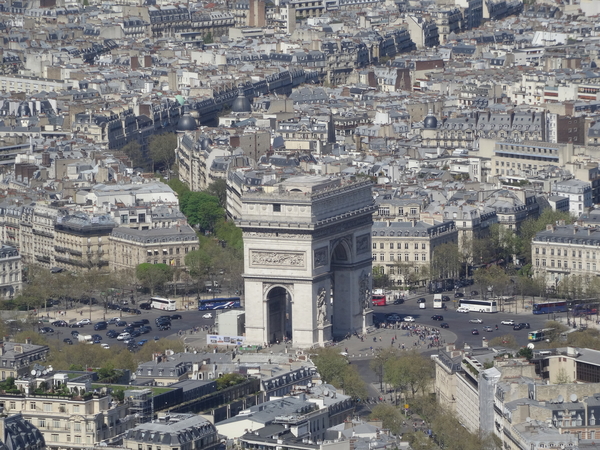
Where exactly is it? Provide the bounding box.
[372,295,386,306]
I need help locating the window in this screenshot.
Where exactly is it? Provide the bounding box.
[372,243,376,249]
[414,254,419,261]
[39,419,46,428]
[551,249,554,256]
[74,423,81,432]
[53,420,60,429]
[405,254,409,261]
[414,243,419,249]
[535,248,539,254]
[9,402,14,410]
[273,204,281,212]
[542,259,546,266]
[380,243,384,249]
[389,243,394,249]
[390,254,394,261]
[535,259,539,266]
[422,243,426,249]
[73,405,79,413]
[410,208,417,215]
[422,254,426,261]
[44,403,52,412]
[405,243,409,249]
[75,436,81,444]
[30,402,36,410]
[51,435,59,442]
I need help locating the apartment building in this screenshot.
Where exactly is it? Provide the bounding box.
[0,244,22,299]
[1,372,133,450]
[124,414,219,450]
[551,179,593,216]
[53,214,116,271]
[108,225,198,271]
[0,340,49,379]
[532,223,600,286]
[371,219,458,284]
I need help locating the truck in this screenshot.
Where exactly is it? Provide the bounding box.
[433,294,443,309]
[78,335,93,344]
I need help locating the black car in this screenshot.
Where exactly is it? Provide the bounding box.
[52,320,68,327]
[442,296,450,302]
[513,323,525,331]
[121,307,131,313]
[39,326,54,334]
[393,298,404,305]
[386,314,402,323]
[140,326,150,334]
[63,338,73,345]
[91,334,102,341]
[470,290,479,296]
[71,330,80,337]
[94,322,107,331]
[139,303,151,310]
[158,324,171,331]
[130,330,141,338]
[431,315,444,321]
[106,330,119,338]
[417,298,426,303]
[439,322,449,328]
[123,326,135,333]
[115,321,127,327]
[131,309,142,315]
[454,292,464,298]
[472,329,479,335]
[140,319,150,324]
[519,322,531,329]
[171,314,182,320]
[70,323,84,328]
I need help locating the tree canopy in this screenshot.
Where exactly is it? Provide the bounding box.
[135,263,174,294]
[149,133,177,172]
[180,191,223,232]
[311,347,367,400]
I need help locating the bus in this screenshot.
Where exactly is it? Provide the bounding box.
[150,297,177,311]
[198,297,241,311]
[528,328,554,342]
[433,294,443,309]
[572,303,598,317]
[532,301,568,315]
[372,294,386,306]
[458,299,498,313]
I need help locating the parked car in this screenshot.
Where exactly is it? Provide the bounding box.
[63,338,73,345]
[121,307,131,313]
[157,324,171,331]
[471,329,479,335]
[501,319,515,326]
[94,322,107,331]
[454,293,464,298]
[456,307,470,313]
[107,318,119,325]
[101,343,110,349]
[70,323,84,328]
[39,327,54,334]
[154,336,160,341]
[52,320,68,327]
[77,319,91,326]
[439,322,449,328]
[71,330,80,338]
[417,298,426,303]
[139,303,151,310]
[138,339,148,346]
[131,309,142,315]
[404,316,415,322]
[140,319,150,324]
[130,330,141,338]
[117,332,131,341]
[483,326,493,332]
[469,318,483,324]
[106,330,119,338]
[431,315,444,321]
[115,321,127,327]
[91,334,102,341]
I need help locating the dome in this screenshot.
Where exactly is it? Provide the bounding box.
[231,91,251,113]
[17,101,31,117]
[424,110,438,129]
[200,137,212,150]
[176,113,197,132]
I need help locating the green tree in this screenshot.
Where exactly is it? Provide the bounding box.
[369,347,397,392]
[384,350,433,398]
[135,263,174,294]
[120,141,146,169]
[369,403,403,435]
[206,179,227,208]
[149,133,177,173]
[431,242,461,281]
[311,348,366,399]
[167,178,191,197]
[180,191,223,232]
[203,32,214,44]
[473,265,509,300]
[518,209,574,264]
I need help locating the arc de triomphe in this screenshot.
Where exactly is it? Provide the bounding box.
[235,176,375,348]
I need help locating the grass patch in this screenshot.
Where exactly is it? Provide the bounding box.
[91,384,174,396]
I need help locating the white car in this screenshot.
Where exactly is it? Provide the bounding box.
[117,332,131,341]
[202,313,213,319]
[101,343,110,349]
[501,319,515,326]
[77,319,91,325]
[469,318,483,324]
[456,307,470,313]
[404,316,415,322]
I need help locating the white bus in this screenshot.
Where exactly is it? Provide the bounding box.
[433,294,443,309]
[458,299,498,313]
[150,297,177,311]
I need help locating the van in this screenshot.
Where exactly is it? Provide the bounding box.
[419,302,426,309]
[117,332,131,341]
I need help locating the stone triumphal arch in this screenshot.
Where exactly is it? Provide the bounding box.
[236,176,375,348]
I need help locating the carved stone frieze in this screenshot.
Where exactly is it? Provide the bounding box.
[251,251,305,267]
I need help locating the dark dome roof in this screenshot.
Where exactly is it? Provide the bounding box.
[231,91,251,113]
[424,112,437,129]
[17,101,31,117]
[200,137,212,150]
[176,113,197,131]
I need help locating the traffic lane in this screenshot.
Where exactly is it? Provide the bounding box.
[61,309,215,348]
[372,304,550,347]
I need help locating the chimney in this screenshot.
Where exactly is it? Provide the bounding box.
[0,341,4,356]
[546,224,555,232]
[25,338,31,345]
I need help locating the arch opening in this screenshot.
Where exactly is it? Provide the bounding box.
[266,286,292,344]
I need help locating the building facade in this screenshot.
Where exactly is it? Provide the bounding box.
[0,244,22,299]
